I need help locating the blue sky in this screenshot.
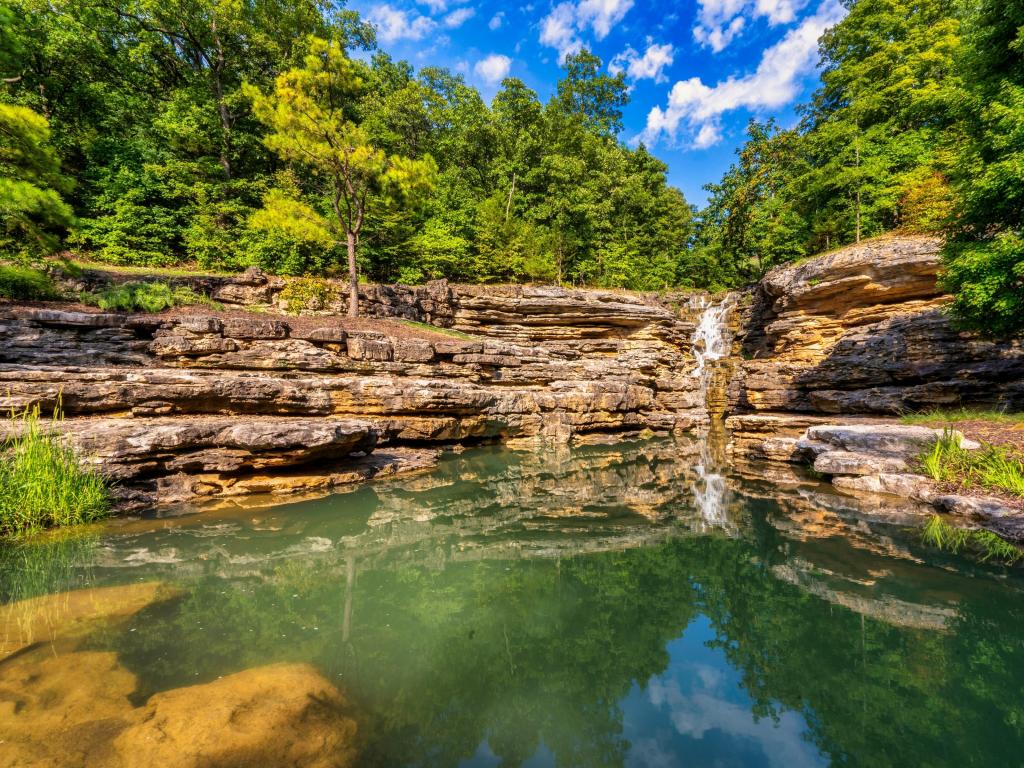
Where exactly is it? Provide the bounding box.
[348,0,847,206]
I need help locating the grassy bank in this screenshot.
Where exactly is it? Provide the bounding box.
[901,408,1024,426]
[918,429,1024,499]
[0,406,110,538]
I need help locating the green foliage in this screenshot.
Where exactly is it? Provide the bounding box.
[0,103,74,260]
[0,264,60,299]
[0,405,110,538]
[246,36,436,312]
[689,0,966,288]
[278,276,337,314]
[918,428,1024,497]
[922,515,1023,563]
[81,281,219,313]
[2,3,692,290]
[941,0,1024,335]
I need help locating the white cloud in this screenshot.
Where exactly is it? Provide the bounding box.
[646,675,824,768]
[417,0,448,11]
[694,0,808,51]
[444,6,475,27]
[640,0,845,148]
[539,0,634,61]
[489,11,505,29]
[609,39,674,82]
[368,4,437,43]
[474,53,513,84]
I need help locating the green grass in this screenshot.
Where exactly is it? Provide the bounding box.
[922,515,1023,563]
[0,406,111,538]
[918,428,1024,498]
[901,407,1024,425]
[81,281,222,313]
[63,258,232,278]
[400,319,477,339]
[0,264,61,300]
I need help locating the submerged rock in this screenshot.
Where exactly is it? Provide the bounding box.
[114,663,358,768]
[0,652,359,768]
[0,581,179,659]
[0,649,137,768]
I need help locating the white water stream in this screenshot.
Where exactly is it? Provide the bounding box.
[689,293,737,384]
[688,294,737,528]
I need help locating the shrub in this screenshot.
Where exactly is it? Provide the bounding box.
[0,405,110,538]
[278,277,337,314]
[0,264,61,300]
[81,281,220,313]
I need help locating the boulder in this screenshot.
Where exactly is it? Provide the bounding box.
[113,663,358,768]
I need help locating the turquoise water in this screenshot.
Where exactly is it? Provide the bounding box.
[3,437,1024,767]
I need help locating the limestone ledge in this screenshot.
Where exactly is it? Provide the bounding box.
[732,420,1024,542]
[0,288,710,509]
[729,236,1024,416]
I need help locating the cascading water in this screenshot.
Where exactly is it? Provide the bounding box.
[688,294,737,528]
[689,293,737,395]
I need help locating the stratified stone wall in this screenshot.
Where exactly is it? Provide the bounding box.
[729,236,1024,416]
[0,285,712,508]
[726,235,1024,462]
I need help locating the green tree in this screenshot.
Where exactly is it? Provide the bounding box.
[0,103,73,259]
[941,0,1024,336]
[247,37,435,315]
[554,49,628,137]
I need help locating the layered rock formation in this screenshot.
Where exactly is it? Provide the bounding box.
[0,286,714,508]
[732,236,1023,413]
[724,236,1024,537]
[726,236,1024,461]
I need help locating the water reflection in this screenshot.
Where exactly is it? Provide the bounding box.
[2,437,1023,767]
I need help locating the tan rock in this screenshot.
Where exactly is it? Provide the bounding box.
[114,663,358,768]
[0,649,137,768]
[0,581,178,659]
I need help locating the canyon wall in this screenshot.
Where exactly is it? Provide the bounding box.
[725,236,1024,461]
[0,286,711,508]
[4,233,1021,513]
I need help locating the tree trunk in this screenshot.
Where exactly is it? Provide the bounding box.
[211,18,232,180]
[854,140,861,243]
[505,172,516,223]
[347,230,359,318]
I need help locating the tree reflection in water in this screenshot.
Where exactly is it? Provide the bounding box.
[4,437,1024,767]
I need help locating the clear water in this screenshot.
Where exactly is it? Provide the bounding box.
[4,437,1024,767]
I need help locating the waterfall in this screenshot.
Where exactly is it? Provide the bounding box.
[687,295,736,528]
[689,293,736,385]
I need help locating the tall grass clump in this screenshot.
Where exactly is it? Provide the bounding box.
[81,280,220,313]
[0,406,110,538]
[919,428,1024,498]
[922,515,1023,564]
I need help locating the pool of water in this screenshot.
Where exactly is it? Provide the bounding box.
[3,436,1024,767]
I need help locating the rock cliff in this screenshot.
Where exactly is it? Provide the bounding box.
[4,234,1020,518]
[726,235,1024,461]
[0,286,714,508]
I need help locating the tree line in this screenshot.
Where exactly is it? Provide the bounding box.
[0,0,1021,333]
[0,0,689,299]
[690,0,1023,335]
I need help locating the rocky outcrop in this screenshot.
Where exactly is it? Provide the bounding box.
[720,235,1024,539]
[0,286,715,508]
[729,236,1024,418]
[742,421,1024,540]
